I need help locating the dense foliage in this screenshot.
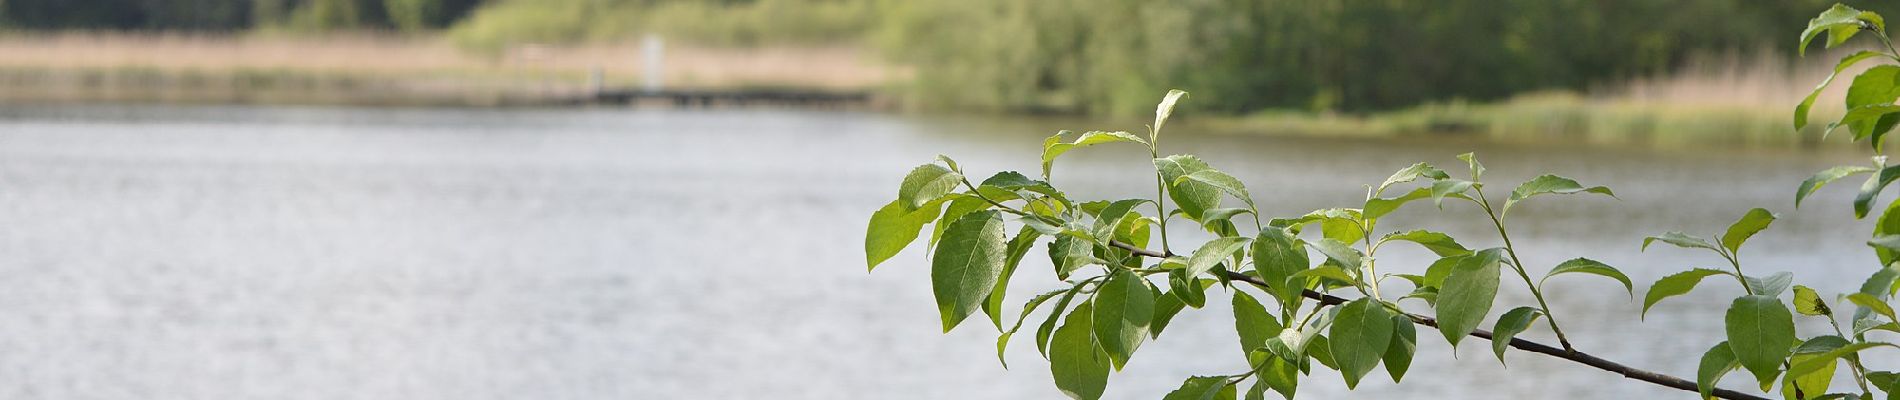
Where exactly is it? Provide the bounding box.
[864,5,1900,400]
[0,0,483,31]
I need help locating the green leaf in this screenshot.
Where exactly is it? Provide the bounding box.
[1848,293,1898,323]
[1793,285,1833,316]
[1155,155,1224,221]
[1153,89,1189,142]
[1161,376,1229,400]
[1382,315,1417,383]
[1719,208,1777,254]
[1784,352,1839,399]
[1093,269,1154,370]
[1745,272,1795,297]
[1036,285,1083,358]
[1855,165,1900,218]
[1048,235,1097,280]
[1798,51,1886,130]
[1170,269,1209,309]
[1292,266,1360,288]
[1151,284,1187,339]
[1363,187,1433,221]
[1503,174,1614,213]
[1308,238,1364,271]
[1796,166,1875,207]
[1725,295,1796,389]
[1490,306,1544,364]
[899,163,962,211]
[1831,104,1900,147]
[1456,152,1485,181]
[1642,232,1719,253]
[1255,357,1300,400]
[1436,248,1503,347]
[998,286,1074,368]
[1377,162,1449,195]
[1799,4,1873,56]
[1696,341,1739,400]
[1430,179,1475,207]
[1186,237,1252,278]
[930,195,992,249]
[985,227,1044,329]
[1788,342,1899,379]
[932,210,1009,332]
[1252,228,1311,310]
[1307,335,1339,370]
[1330,298,1394,389]
[1541,258,1633,295]
[1870,234,1900,251]
[1643,268,1733,317]
[866,199,945,271]
[1234,290,1282,356]
[1379,230,1472,257]
[1050,301,1110,400]
[1176,169,1256,209]
[1845,65,1900,146]
[1041,130,1146,179]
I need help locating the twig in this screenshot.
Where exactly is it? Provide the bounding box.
[1106,240,1771,400]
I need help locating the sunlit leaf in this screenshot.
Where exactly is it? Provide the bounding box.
[1155,155,1224,221]
[1793,285,1833,316]
[1436,248,1503,347]
[1186,237,1252,278]
[1719,208,1777,254]
[1050,301,1110,400]
[1093,269,1154,370]
[1153,89,1189,143]
[1379,230,1472,257]
[1042,130,1146,179]
[867,198,945,270]
[1798,52,1886,129]
[1503,174,1614,213]
[932,210,1009,332]
[1643,268,1733,317]
[1796,165,1875,207]
[1725,295,1795,389]
[1799,4,1874,56]
[1377,162,1449,195]
[899,163,963,211]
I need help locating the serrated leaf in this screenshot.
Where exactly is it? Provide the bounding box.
[1725,295,1796,388]
[1161,376,1229,400]
[1042,130,1145,179]
[867,199,945,270]
[1050,301,1109,400]
[1642,231,1719,253]
[1436,248,1503,347]
[1798,52,1886,130]
[1541,257,1633,295]
[1177,169,1255,209]
[1234,290,1282,356]
[1720,208,1777,254]
[1186,237,1252,278]
[1696,341,1739,400]
[1800,4,1872,56]
[1491,306,1544,364]
[1794,285,1832,316]
[1093,269,1154,370]
[899,163,962,211]
[1253,228,1311,310]
[1153,89,1189,142]
[1745,272,1794,297]
[1379,230,1472,257]
[1644,268,1733,317]
[1377,162,1449,195]
[1330,298,1394,389]
[1503,174,1614,213]
[1382,315,1416,383]
[1796,166,1875,206]
[1155,155,1224,221]
[932,210,1009,332]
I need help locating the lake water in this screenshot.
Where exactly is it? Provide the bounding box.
[0,104,1888,399]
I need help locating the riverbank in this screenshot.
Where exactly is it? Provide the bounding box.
[0,33,898,107]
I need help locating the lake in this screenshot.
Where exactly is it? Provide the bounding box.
[0,104,1886,399]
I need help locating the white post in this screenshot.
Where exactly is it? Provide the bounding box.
[642,35,664,93]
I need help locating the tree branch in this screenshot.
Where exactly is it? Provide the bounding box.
[1107,240,1770,400]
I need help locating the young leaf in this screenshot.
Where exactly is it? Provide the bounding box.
[1041,130,1146,179]
[1643,268,1733,317]
[1376,162,1449,195]
[1784,353,1838,399]
[1696,341,1739,400]
[1379,230,1473,257]
[1541,257,1633,295]
[1176,169,1256,208]
[1430,179,1475,207]
[1799,4,1873,56]
[1153,89,1189,142]
[1154,155,1224,221]
[1641,232,1719,253]
[1798,52,1886,130]
[1161,376,1229,400]
[1725,295,1796,389]
[1793,285,1833,316]
[1252,228,1311,309]
[1787,342,1900,378]
[1490,306,1544,364]
[1234,291,1282,356]
[899,163,963,211]
[867,199,945,271]
[1186,237,1252,278]
[1382,315,1417,383]
[1363,187,1433,220]
[1330,298,1394,389]
[1456,152,1485,181]
[1796,166,1875,207]
[1093,269,1154,370]
[1719,208,1777,254]
[932,210,1009,332]
[1436,248,1503,347]
[1503,174,1614,213]
[1050,301,1110,400]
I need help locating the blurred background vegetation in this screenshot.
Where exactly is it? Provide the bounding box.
[2,0,1895,145]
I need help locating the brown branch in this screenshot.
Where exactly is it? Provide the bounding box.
[1107,241,1770,400]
